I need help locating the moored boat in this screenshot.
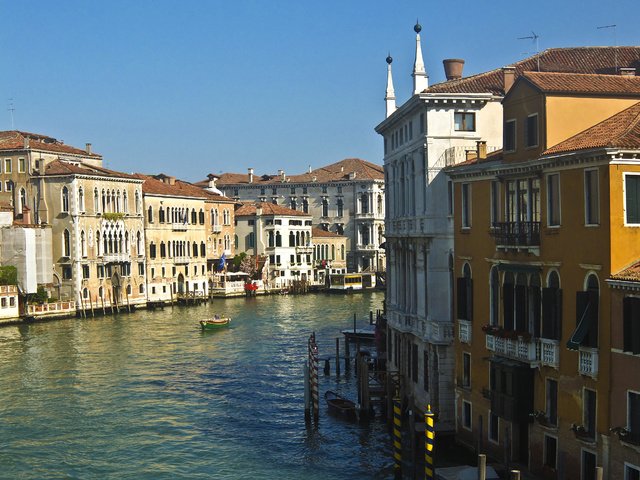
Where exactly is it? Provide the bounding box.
[324,390,357,418]
[199,317,231,330]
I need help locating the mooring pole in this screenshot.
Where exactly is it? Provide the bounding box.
[345,337,350,371]
[425,404,435,480]
[393,396,402,479]
[335,337,341,376]
[303,360,310,423]
[478,454,486,480]
[309,333,319,422]
[353,312,356,333]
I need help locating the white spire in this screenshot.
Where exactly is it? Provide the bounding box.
[412,21,428,94]
[385,54,396,118]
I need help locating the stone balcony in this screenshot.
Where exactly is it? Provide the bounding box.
[102,253,130,263]
[172,222,188,232]
[540,338,560,368]
[212,224,222,233]
[423,320,454,345]
[485,334,538,363]
[458,319,472,344]
[578,348,598,378]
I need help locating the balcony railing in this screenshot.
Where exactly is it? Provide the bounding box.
[356,244,378,251]
[491,221,540,247]
[578,348,598,378]
[295,245,313,254]
[540,338,560,368]
[172,222,188,231]
[103,252,130,263]
[425,320,454,344]
[458,319,472,344]
[174,256,190,264]
[212,224,222,233]
[486,334,538,362]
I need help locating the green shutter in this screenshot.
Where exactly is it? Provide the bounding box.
[627,176,640,224]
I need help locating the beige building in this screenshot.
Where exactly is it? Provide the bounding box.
[40,159,147,311]
[311,226,347,284]
[136,174,235,302]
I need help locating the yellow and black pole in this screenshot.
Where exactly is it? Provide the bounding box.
[393,396,402,479]
[425,404,435,480]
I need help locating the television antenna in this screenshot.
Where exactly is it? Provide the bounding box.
[518,31,540,71]
[597,24,618,72]
[7,98,15,129]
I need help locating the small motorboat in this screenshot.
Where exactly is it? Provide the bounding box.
[325,390,357,418]
[199,317,231,330]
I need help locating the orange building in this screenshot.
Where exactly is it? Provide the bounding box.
[447,71,640,479]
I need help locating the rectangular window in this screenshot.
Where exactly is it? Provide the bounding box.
[585,169,600,225]
[138,263,144,276]
[5,181,12,192]
[462,352,471,387]
[582,450,596,480]
[547,173,561,226]
[82,265,90,279]
[18,158,26,173]
[623,297,640,354]
[454,112,476,132]
[461,183,471,228]
[544,435,557,469]
[629,391,640,443]
[583,389,597,440]
[489,411,499,443]
[490,181,500,226]
[546,378,558,426]
[626,464,640,480]
[4,158,11,173]
[462,401,472,430]
[504,119,516,152]
[625,174,640,225]
[62,266,72,280]
[525,113,539,148]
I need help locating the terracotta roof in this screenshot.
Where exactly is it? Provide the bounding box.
[44,159,139,180]
[312,227,344,238]
[425,46,640,95]
[235,202,309,217]
[446,149,504,170]
[132,173,231,201]
[202,158,384,187]
[543,102,640,155]
[0,131,101,158]
[521,71,640,96]
[611,260,640,282]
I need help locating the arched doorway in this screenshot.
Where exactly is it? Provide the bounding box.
[177,273,185,294]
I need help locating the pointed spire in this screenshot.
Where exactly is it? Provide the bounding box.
[412,20,428,94]
[385,54,396,118]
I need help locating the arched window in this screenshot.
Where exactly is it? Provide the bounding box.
[96,230,101,256]
[337,199,343,217]
[223,209,230,225]
[61,186,69,213]
[213,209,219,226]
[135,190,141,214]
[160,242,166,258]
[322,199,329,217]
[360,225,370,245]
[290,199,297,211]
[123,191,128,213]
[191,209,197,224]
[234,235,238,249]
[63,229,70,257]
[83,288,89,299]
[200,242,206,257]
[275,231,282,247]
[192,242,198,257]
[148,206,153,223]
[360,193,369,214]
[139,284,145,294]
[126,284,132,295]
[94,188,100,213]
[331,245,335,260]
[224,234,230,250]
[570,273,600,349]
[102,189,107,212]
[199,209,205,224]
[19,188,27,212]
[116,190,121,212]
[341,244,345,260]
[303,199,309,214]
[377,194,383,214]
[268,231,274,247]
[289,231,295,247]
[136,231,142,255]
[159,207,165,223]
[80,230,87,257]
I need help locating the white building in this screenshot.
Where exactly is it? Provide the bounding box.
[234,202,313,288]
[199,158,385,273]
[375,23,505,432]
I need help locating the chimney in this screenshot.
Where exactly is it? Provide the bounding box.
[207,173,217,189]
[465,150,476,162]
[279,170,285,182]
[23,136,29,149]
[620,67,637,77]
[308,165,312,173]
[502,66,516,93]
[256,205,263,217]
[22,206,31,225]
[476,141,487,161]
[443,59,465,80]
[85,143,92,154]
[248,168,254,183]
[168,176,176,186]
[349,172,357,180]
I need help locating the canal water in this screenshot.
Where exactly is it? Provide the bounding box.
[0,291,393,479]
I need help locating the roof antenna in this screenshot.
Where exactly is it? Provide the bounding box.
[7,98,15,130]
[518,31,540,71]
[597,24,618,73]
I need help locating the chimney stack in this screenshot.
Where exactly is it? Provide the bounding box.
[85,143,92,155]
[620,67,637,77]
[278,170,285,182]
[207,173,217,190]
[23,137,29,149]
[502,66,516,93]
[22,206,31,225]
[476,141,487,161]
[248,168,254,183]
[443,59,465,80]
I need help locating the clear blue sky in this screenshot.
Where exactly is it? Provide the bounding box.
[1,0,638,181]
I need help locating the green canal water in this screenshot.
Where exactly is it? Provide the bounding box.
[0,291,393,479]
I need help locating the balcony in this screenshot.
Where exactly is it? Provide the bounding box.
[212,224,222,233]
[540,338,559,368]
[485,334,538,363]
[174,256,190,264]
[356,244,378,251]
[103,253,130,263]
[425,320,454,344]
[172,222,188,232]
[295,245,313,254]
[355,212,376,220]
[490,221,540,248]
[578,348,598,378]
[458,319,472,344]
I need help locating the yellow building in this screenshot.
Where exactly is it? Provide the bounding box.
[136,174,235,303]
[447,72,640,478]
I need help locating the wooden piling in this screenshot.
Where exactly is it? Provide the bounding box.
[101,294,106,315]
[304,360,310,422]
[393,396,402,479]
[324,358,330,375]
[126,289,131,313]
[344,338,350,371]
[89,293,95,317]
[335,337,340,376]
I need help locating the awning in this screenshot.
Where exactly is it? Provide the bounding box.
[567,299,592,350]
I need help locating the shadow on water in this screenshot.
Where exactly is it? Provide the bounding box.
[0,291,394,479]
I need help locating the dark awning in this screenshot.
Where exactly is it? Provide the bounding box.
[567,299,592,350]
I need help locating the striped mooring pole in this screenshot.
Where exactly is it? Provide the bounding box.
[309,333,319,422]
[425,404,435,479]
[393,396,402,479]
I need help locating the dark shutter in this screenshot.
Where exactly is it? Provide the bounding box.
[466,278,473,322]
[626,176,640,224]
[504,283,514,331]
[515,285,527,332]
[567,291,591,350]
[542,288,555,338]
[625,297,640,355]
[555,289,563,340]
[457,277,468,320]
[585,290,599,348]
[531,286,541,337]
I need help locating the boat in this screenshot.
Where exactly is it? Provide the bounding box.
[199,317,231,330]
[324,390,357,418]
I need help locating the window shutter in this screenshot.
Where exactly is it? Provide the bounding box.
[555,289,563,340]
[586,290,599,348]
[466,278,473,322]
[515,285,527,332]
[457,277,468,320]
[624,297,633,352]
[626,176,640,224]
[542,288,555,338]
[531,286,541,337]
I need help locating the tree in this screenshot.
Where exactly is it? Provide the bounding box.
[0,266,17,285]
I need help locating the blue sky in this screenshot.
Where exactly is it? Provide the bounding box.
[1,0,639,181]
